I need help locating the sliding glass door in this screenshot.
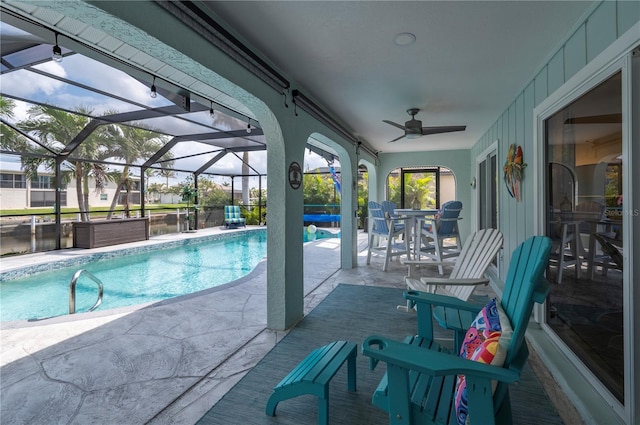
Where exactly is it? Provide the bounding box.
[477,147,498,231]
[386,166,456,210]
[544,71,624,402]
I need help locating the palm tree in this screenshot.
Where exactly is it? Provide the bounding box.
[157,166,176,189]
[103,123,170,219]
[0,96,16,118]
[143,167,157,203]
[17,105,111,221]
[208,112,250,206]
[0,96,24,149]
[242,151,250,207]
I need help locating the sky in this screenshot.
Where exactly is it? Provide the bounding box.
[0,22,337,189]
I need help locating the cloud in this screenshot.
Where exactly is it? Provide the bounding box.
[59,55,168,108]
[35,61,68,79]
[2,68,66,98]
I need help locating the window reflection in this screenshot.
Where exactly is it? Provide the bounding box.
[545,72,623,402]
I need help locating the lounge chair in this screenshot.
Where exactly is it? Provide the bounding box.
[224,205,246,228]
[363,235,552,425]
[417,200,463,274]
[399,228,503,311]
[367,201,410,271]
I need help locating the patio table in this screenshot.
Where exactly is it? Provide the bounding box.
[394,208,438,259]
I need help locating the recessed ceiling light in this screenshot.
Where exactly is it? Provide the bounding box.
[394,32,416,46]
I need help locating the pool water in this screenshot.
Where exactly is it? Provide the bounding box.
[1,231,267,322]
[304,228,340,242]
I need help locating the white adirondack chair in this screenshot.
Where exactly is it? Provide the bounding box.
[399,228,503,311]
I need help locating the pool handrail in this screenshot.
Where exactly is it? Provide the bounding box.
[69,269,104,314]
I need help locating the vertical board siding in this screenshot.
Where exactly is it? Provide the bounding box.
[547,48,565,94]
[586,1,617,62]
[507,103,517,274]
[515,93,526,249]
[534,66,548,106]
[618,0,640,36]
[469,0,635,277]
[564,25,587,80]
[523,82,535,236]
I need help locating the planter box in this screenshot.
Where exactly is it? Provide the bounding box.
[73,218,149,249]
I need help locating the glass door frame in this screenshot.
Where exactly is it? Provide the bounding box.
[400,167,440,209]
[475,141,499,232]
[475,141,500,273]
[533,52,635,421]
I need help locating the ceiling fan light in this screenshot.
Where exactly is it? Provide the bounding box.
[405,133,420,139]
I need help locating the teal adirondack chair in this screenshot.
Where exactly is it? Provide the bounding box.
[363,236,552,425]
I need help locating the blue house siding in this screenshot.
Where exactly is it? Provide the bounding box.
[471,0,639,278]
[470,1,639,423]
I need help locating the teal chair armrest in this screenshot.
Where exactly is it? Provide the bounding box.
[362,335,519,383]
[364,335,520,425]
[404,290,483,340]
[404,290,483,313]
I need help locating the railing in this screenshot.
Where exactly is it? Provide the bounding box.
[69,269,104,314]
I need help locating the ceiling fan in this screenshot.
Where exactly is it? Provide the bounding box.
[383,108,466,143]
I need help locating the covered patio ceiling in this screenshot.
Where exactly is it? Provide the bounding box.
[0,13,269,178]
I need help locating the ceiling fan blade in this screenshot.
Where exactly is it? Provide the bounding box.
[387,134,407,143]
[564,113,622,124]
[421,125,466,135]
[383,120,407,130]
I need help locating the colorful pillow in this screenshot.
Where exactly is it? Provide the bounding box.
[453,298,513,425]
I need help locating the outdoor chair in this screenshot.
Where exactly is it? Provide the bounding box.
[417,200,463,274]
[367,201,410,271]
[224,205,246,228]
[548,219,584,283]
[381,200,405,231]
[399,228,503,313]
[591,233,623,276]
[363,236,552,425]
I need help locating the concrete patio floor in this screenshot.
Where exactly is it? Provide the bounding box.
[0,228,582,424]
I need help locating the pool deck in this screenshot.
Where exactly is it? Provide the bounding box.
[0,227,581,424]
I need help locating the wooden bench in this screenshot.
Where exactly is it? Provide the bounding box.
[265,340,357,425]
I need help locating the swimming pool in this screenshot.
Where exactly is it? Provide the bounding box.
[303,227,340,242]
[0,230,268,322]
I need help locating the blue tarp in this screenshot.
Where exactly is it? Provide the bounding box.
[303,214,341,222]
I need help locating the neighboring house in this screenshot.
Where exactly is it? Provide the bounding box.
[0,169,140,210]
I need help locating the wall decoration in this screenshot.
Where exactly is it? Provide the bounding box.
[288,161,302,190]
[503,144,527,202]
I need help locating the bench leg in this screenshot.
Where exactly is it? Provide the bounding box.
[318,396,329,425]
[347,350,357,392]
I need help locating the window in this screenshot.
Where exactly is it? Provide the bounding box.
[386,167,454,209]
[30,175,54,189]
[30,191,67,207]
[118,192,141,205]
[544,71,623,402]
[1,173,26,188]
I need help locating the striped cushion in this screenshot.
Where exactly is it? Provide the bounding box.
[225,206,245,223]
